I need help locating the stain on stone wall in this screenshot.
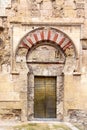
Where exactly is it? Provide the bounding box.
[0,109,21,121]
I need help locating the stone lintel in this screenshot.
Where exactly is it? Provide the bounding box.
[10,18,84,26]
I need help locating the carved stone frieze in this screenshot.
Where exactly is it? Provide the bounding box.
[52,2,64,18]
[75,2,85,18]
[30,0,64,18]
[76,9,85,18]
[76,2,85,9]
[30,1,40,17]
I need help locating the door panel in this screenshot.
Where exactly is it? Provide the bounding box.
[34,77,56,118]
[34,78,45,118]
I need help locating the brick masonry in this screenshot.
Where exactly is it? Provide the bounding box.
[18,28,75,57]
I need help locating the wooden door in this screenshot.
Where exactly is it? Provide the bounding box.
[34,77,56,118]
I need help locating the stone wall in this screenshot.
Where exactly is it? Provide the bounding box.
[0,0,87,122]
[68,109,87,124]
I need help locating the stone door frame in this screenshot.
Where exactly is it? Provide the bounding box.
[15,27,77,121]
[27,66,64,121]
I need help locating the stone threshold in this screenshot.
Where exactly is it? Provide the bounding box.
[0,121,80,130]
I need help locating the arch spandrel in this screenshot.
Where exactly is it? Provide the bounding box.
[16,27,77,64]
[17,28,76,57]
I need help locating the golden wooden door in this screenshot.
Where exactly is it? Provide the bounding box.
[34,77,56,118]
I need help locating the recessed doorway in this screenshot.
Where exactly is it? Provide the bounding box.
[34,76,56,118]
